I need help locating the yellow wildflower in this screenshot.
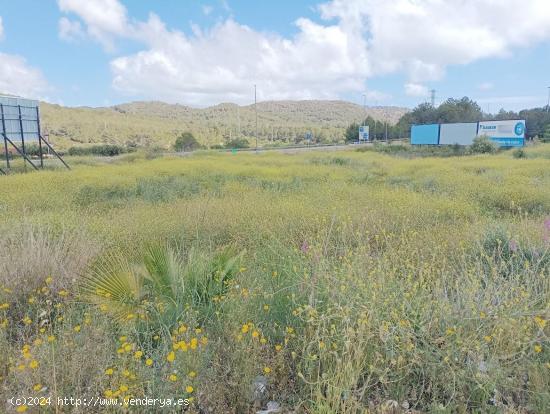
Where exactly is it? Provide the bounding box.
[534,316,547,329]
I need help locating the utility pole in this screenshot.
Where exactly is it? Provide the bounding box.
[385,122,388,142]
[547,86,550,113]
[362,93,367,142]
[237,105,241,138]
[430,89,436,107]
[254,84,258,151]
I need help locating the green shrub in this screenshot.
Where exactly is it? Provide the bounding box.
[20,143,42,157]
[513,148,527,158]
[174,132,201,152]
[226,138,250,149]
[357,143,468,157]
[67,144,131,157]
[470,135,499,154]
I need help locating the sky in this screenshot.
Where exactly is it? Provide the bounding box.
[0,0,549,111]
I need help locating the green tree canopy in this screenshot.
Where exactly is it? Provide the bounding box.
[174,132,201,152]
[226,138,250,149]
[402,97,482,126]
[345,122,360,142]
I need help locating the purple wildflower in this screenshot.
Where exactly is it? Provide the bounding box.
[508,239,518,253]
[300,241,309,254]
[544,218,550,232]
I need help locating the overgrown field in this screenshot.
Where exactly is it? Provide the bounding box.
[0,146,549,413]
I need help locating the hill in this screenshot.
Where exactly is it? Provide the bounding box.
[39,100,408,149]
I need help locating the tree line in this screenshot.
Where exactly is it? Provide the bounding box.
[346,97,550,142]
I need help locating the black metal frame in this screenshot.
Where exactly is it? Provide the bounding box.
[0,102,70,173]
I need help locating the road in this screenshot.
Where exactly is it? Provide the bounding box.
[170,140,409,157]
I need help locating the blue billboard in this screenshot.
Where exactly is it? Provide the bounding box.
[478,120,525,147]
[411,120,526,147]
[411,124,440,145]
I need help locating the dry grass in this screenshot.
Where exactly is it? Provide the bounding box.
[0,146,549,413]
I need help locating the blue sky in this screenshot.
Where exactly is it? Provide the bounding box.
[0,0,549,111]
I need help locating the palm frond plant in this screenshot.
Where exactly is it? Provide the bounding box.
[79,244,244,332]
[79,253,145,322]
[185,246,244,306]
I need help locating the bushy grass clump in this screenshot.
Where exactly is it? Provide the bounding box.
[0,145,549,412]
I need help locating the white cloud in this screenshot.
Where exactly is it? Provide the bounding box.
[220,0,231,12]
[320,0,550,82]
[110,15,369,105]
[0,16,50,98]
[475,95,548,111]
[363,90,391,102]
[0,52,50,98]
[57,0,550,105]
[57,0,130,50]
[202,5,213,16]
[478,82,494,91]
[404,83,429,98]
[58,17,85,42]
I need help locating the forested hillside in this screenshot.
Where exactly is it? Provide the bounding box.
[39,100,408,149]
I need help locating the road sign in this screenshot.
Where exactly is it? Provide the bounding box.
[358,126,369,141]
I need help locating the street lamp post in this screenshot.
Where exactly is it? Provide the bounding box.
[255,85,258,151]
